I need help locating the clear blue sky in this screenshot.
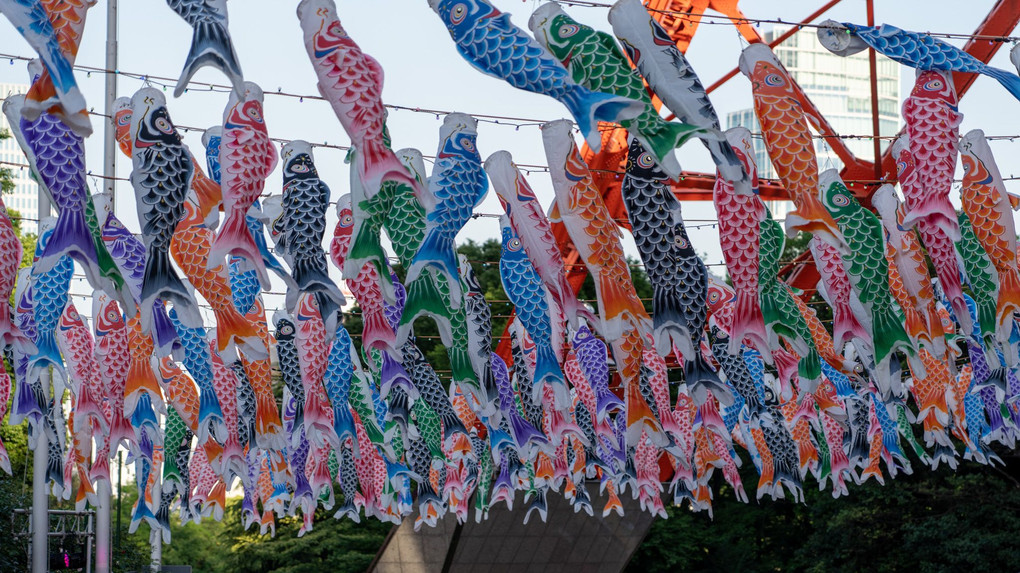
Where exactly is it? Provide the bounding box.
[1,0,1018,323]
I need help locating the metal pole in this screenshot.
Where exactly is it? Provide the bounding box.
[95,479,111,572]
[150,530,161,572]
[866,0,882,181]
[86,512,94,573]
[31,370,50,573]
[103,0,118,209]
[96,2,118,569]
[116,451,122,555]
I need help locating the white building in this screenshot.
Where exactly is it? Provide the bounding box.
[0,82,39,234]
[726,26,901,219]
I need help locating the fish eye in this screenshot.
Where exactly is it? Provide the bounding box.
[341,213,354,226]
[764,73,785,87]
[290,163,309,173]
[674,235,689,249]
[451,4,467,24]
[559,24,580,37]
[155,116,173,134]
[245,105,263,122]
[832,194,851,207]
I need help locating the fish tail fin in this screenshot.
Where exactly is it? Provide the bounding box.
[0,305,35,355]
[634,121,704,178]
[597,272,647,340]
[254,393,284,450]
[797,348,823,395]
[176,19,244,97]
[994,267,1020,334]
[399,271,454,344]
[356,138,419,199]
[124,359,164,419]
[899,200,959,237]
[684,349,731,407]
[130,497,157,534]
[602,483,624,517]
[0,440,9,476]
[440,409,468,445]
[705,138,751,194]
[209,211,268,289]
[346,230,390,299]
[785,194,845,250]
[141,246,202,333]
[523,487,548,524]
[562,85,643,152]
[108,413,136,453]
[508,411,547,452]
[625,380,664,447]
[197,389,225,445]
[36,206,98,275]
[361,306,398,357]
[333,406,356,447]
[407,231,461,304]
[983,66,1020,106]
[595,387,625,421]
[27,333,64,387]
[151,303,180,357]
[731,290,769,355]
[832,300,868,350]
[291,258,345,316]
[214,307,267,362]
[871,305,913,368]
[533,344,563,390]
[73,387,106,437]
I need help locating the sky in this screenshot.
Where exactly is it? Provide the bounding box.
[2,0,1020,324]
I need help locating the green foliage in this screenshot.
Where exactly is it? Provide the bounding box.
[161,496,391,573]
[627,458,1020,572]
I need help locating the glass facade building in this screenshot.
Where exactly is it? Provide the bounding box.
[0,82,39,233]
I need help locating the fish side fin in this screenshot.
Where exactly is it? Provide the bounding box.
[34,209,98,277]
[399,271,454,345]
[730,290,770,356]
[561,85,643,152]
[208,211,270,289]
[215,307,267,363]
[175,20,244,98]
